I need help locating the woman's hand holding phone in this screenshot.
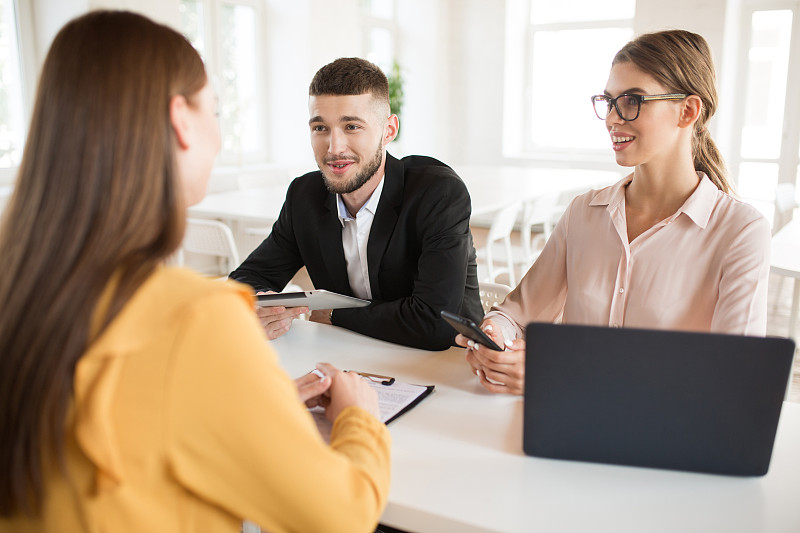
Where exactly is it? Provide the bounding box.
[441,310,505,351]
[455,317,527,396]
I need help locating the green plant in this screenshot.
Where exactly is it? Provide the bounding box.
[387,60,404,137]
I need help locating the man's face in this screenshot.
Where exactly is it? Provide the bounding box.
[308,93,392,195]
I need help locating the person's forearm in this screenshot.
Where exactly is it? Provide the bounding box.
[334,301,455,350]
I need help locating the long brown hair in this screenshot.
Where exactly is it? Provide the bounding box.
[613,29,732,194]
[0,11,206,516]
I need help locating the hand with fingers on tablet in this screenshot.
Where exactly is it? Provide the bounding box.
[255,291,309,340]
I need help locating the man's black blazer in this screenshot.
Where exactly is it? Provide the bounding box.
[229,152,483,350]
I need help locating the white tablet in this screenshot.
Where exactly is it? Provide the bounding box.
[256,289,370,310]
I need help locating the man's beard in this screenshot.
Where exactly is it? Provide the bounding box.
[320,141,383,195]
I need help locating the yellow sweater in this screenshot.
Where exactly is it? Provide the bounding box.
[1,267,390,532]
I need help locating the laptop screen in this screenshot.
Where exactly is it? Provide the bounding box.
[523,323,795,476]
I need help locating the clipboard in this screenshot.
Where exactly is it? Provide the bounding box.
[307,370,434,441]
[353,371,435,424]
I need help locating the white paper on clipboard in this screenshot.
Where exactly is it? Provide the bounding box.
[256,289,370,310]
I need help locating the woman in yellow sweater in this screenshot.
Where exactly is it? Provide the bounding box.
[0,10,390,532]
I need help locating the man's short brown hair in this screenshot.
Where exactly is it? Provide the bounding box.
[309,57,390,108]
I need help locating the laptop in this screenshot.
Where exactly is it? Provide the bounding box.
[523,323,795,476]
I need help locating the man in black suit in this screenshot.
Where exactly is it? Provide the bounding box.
[230,57,482,350]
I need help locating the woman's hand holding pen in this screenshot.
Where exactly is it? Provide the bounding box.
[456,319,526,395]
[295,362,380,421]
[296,363,333,408]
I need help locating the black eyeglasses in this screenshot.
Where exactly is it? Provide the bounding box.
[590,93,688,121]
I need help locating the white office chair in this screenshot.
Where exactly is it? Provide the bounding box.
[479,281,512,313]
[773,182,797,234]
[769,183,799,400]
[770,183,798,312]
[513,192,559,275]
[236,169,296,249]
[177,218,240,277]
[549,185,591,228]
[476,201,523,286]
[242,521,261,533]
[236,168,293,190]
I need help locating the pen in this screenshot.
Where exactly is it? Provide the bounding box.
[348,370,395,386]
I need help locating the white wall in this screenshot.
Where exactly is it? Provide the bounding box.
[395,0,451,162]
[631,0,737,168]
[444,0,739,168]
[16,0,751,174]
[261,0,316,169]
[444,0,507,166]
[89,0,178,26]
[265,0,453,166]
[258,0,452,169]
[26,0,178,68]
[634,0,728,54]
[27,0,87,68]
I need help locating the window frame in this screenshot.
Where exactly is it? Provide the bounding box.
[182,0,270,166]
[360,0,398,74]
[506,0,634,163]
[0,0,35,185]
[727,0,800,226]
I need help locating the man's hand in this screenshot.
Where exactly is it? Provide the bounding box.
[255,291,308,340]
[308,308,333,325]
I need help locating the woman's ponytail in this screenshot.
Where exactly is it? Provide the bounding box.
[692,123,732,194]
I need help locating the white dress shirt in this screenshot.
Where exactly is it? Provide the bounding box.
[487,173,771,342]
[336,176,385,300]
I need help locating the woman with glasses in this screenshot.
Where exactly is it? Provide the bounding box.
[0,11,389,531]
[459,29,770,395]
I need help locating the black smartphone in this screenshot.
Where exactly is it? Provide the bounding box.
[440,310,504,351]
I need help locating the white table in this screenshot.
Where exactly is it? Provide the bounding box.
[772,217,800,339]
[188,184,289,226]
[457,166,620,217]
[0,184,12,214]
[272,320,800,533]
[186,168,621,225]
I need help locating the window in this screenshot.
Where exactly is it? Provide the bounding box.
[179,0,266,165]
[179,0,206,57]
[729,2,800,226]
[506,0,634,158]
[0,0,25,169]
[360,0,396,74]
[360,0,403,130]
